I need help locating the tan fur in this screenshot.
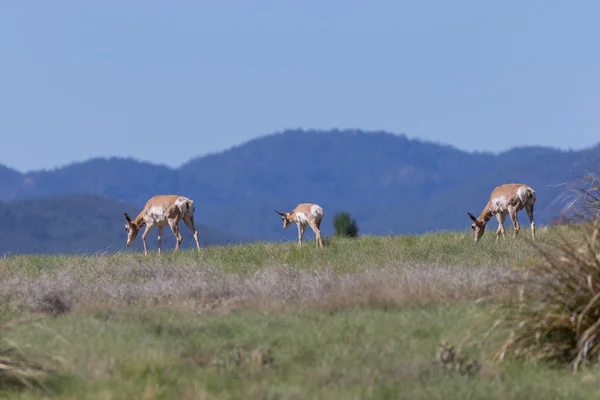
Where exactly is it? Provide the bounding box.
[468,183,536,242]
[124,195,201,255]
[274,203,324,249]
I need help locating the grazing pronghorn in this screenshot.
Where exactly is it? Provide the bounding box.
[124,195,201,255]
[274,203,324,248]
[467,183,536,242]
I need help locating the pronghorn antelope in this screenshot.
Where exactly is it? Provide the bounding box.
[467,183,536,242]
[274,203,324,248]
[124,195,201,255]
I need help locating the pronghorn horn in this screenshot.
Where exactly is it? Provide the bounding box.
[467,212,482,226]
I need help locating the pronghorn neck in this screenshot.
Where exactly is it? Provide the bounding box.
[132,212,146,228]
[477,204,494,226]
[287,210,298,222]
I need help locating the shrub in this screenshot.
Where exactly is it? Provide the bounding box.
[33,291,72,316]
[562,166,600,223]
[333,212,359,238]
[494,217,600,371]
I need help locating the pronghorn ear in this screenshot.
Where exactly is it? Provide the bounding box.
[274,210,286,217]
[124,213,132,223]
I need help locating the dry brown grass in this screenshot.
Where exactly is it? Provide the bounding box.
[0,261,518,316]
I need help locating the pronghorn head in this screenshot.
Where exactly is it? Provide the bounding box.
[274,210,292,229]
[124,213,140,246]
[467,212,485,242]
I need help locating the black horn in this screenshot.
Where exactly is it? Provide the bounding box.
[467,212,482,226]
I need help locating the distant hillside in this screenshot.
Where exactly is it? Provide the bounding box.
[0,195,242,255]
[0,129,599,246]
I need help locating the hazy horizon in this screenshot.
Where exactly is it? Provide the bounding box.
[2,1,599,172]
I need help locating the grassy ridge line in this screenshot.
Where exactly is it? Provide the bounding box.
[0,225,582,276]
[0,226,579,315]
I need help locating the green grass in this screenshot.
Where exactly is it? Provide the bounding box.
[1,224,582,277]
[4,307,600,399]
[0,225,596,399]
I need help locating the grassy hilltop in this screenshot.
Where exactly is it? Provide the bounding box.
[1,225,600,399]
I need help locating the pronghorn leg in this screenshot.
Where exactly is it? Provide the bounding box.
[297,223,305,249]
[157,225,165,256]
[168,219,183,252]
[495,212,507,242]
[317,219,323,249]
[309,220,323,249]
[141,224,154,256]
[495,214,501,242]
[509,207,520,237]
[183,216,201,251]
[526,205,535,240]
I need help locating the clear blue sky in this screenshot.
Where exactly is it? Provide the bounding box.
[2,1,599,172]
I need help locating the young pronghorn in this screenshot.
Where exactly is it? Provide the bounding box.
[124,195,201,255]
[274,203,324,249]
[467,183,536,242]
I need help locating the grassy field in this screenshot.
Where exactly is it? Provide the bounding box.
[2,225,600,399]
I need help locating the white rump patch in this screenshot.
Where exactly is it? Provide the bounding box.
[516,186,535,206]
[517,186,529,199]
[310,205,324,218]
[175,197,194,217]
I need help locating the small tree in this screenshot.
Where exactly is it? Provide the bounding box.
[333,212,359,238]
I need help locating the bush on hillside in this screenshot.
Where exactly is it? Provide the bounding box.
[333,212,359,238]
